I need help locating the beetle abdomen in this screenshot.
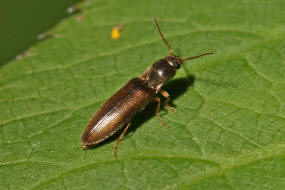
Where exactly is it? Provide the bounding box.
[81,77,155,148]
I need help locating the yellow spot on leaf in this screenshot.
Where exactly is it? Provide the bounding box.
[111,24,122,39]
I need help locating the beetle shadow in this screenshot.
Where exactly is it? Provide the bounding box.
[130,74,195,131]
[84,75,196,151]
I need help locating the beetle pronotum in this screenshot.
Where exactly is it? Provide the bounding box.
[81,17,214,155]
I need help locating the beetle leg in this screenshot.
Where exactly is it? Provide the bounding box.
[160,90,177,113]
[154,97,168,127]
[114,122,131,156]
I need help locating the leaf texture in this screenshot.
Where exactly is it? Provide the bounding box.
[1,0,285,189]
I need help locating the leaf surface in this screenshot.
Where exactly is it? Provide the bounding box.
[1,0,285,189]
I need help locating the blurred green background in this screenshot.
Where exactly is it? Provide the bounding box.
[0,0,81,66]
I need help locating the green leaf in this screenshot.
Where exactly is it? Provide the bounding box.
[1,0,285,189]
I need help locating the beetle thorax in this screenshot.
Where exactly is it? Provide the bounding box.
[140,55,182,92]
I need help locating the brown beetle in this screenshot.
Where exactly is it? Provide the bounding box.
[81,17,214,155]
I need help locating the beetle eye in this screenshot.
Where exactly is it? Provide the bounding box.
[172,61,180,69]
[166,55,182,69]
[169,60,180,69]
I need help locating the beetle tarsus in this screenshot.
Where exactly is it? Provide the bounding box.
[114,122,132,156]
[154,97,169,127]
[160,90,177,113]
[81,144,88,149]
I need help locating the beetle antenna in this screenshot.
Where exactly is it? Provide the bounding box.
[153,16,174,55]
[182,52,214,62]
